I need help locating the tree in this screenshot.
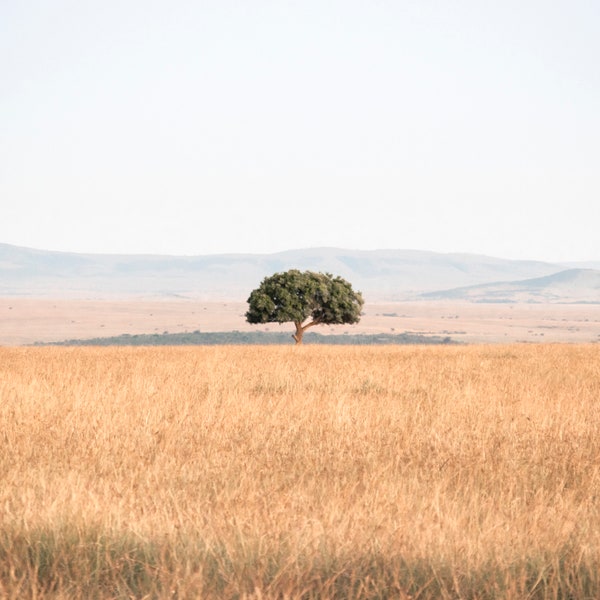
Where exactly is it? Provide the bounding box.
[245,269,364,344]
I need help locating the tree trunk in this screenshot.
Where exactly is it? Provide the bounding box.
[293,322,304,344]
[293,320,320,344]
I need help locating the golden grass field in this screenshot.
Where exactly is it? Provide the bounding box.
[2,344,600,598]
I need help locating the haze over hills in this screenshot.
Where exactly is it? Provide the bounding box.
[422,269,600,304]
[1,243,598,303]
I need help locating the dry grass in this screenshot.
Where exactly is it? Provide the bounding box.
[1,344,600,598]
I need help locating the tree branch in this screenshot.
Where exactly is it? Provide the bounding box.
[301,319,320,331]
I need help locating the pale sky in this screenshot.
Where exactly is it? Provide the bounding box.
[1,1,599,262]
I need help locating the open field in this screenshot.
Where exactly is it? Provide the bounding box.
[2,344,600,598]
[2,298,600,345]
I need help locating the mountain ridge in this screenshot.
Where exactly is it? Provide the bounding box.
[422,268,600,303]
[1,243,596,303]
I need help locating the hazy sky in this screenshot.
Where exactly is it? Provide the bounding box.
[1,1,599,261]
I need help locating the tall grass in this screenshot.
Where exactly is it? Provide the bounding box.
[1,345,600,598]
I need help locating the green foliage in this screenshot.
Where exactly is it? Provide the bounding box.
[246,270,364,339]
[41,331,457,346]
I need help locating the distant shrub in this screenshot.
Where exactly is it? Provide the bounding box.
[41,331,459,347]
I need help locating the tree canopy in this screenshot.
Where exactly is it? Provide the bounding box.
[245,269,364,343]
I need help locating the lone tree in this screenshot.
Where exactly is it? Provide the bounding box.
[246,269,364,344]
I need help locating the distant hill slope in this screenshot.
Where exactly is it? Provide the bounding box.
[0,242,582,302]
[422,269,600,303]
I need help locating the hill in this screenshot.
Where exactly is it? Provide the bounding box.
[0,243,569,301]
[422,269,600,303]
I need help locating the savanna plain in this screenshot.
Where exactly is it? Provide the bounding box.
[2,344,600,599]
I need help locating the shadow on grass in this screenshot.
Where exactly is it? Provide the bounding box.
[1,526,597,599]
